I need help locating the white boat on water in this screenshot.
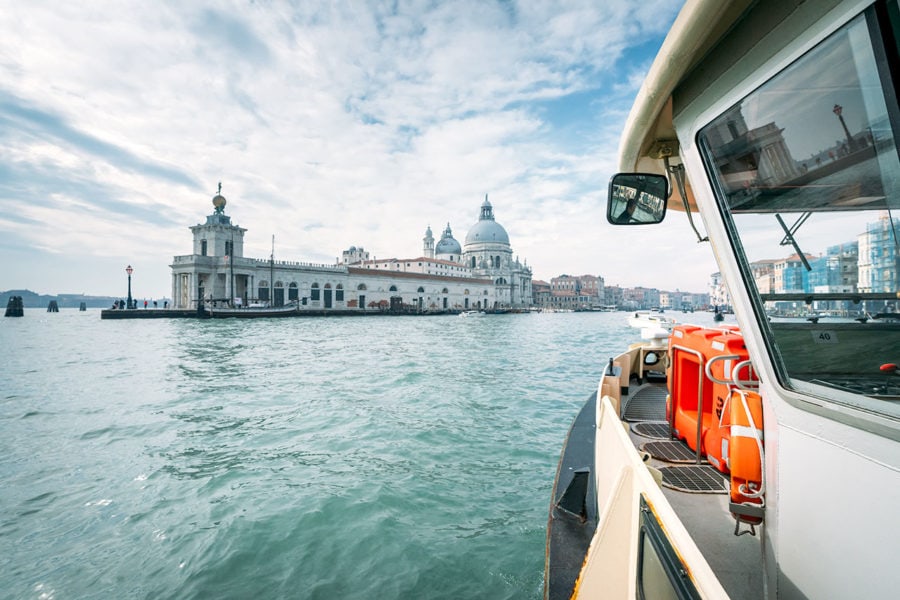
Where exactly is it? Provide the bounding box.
[627,309,676,331]
[545,2,900,599]
[458,310,485,317]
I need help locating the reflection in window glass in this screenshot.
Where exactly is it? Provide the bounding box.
[699,12,900,415]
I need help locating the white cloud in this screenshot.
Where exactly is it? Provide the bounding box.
[0,0,706,297]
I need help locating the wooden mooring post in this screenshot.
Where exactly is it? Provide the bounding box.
[5,295,24,317]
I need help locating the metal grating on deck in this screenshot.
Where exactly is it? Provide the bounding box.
[640,440,700,463]
[631,421,671,439]
[622,385,667,422]
[659,465,727,493]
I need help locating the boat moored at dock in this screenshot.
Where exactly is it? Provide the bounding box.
[205,303,301,318]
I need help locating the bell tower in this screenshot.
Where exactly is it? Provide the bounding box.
[423,225,435,258]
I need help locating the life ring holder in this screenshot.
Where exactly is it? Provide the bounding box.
[704,355,759,390]
[703,356,764,535]
[729,389,766,536]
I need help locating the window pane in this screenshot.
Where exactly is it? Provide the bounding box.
[699,12,900,414]
[638,531,680,600]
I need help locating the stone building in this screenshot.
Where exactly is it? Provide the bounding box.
[170,189,532,312]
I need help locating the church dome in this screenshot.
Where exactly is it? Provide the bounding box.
[464,197,509,245]
[435,223,462,255]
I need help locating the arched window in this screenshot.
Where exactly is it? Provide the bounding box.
[288,282,298,301]
[417,286,425,293]
[311,282,320,301]
[389,285,398,292]
[336,284,344,302]
[464,289,470,295]
[442,288,448,294]
[258,280,269,301]
[471,257,476,268]
[357,283,367,291]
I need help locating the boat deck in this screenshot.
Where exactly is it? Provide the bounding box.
[621,378,763,599]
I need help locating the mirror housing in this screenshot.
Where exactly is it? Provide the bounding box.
[607,173,669,225]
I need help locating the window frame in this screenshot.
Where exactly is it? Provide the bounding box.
[695,2,900,426]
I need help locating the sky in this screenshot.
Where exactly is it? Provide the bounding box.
[0,0,718,299]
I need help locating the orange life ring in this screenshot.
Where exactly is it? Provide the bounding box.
[728,389,765,525]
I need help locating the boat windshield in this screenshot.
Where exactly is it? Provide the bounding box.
[698,8,900,417]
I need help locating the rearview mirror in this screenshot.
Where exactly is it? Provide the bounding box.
[607,173,668,225]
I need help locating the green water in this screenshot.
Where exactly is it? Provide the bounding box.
[0,309,728,599]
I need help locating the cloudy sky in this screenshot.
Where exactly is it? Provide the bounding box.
[0,0,716,299]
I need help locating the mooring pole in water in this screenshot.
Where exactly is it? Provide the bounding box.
[47,301,59,313]
[5,295,24,317]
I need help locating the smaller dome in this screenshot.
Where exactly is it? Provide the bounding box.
[435,223,461,255]
[436,237,462,255]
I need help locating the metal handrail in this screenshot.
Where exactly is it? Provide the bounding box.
[704,355,759,389]
[670,343,706,464]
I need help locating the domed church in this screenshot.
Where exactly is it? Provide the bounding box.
[421,196,533,307]
[171,187,532,312]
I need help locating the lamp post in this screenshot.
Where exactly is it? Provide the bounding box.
[125,264,134,309]
[833,104,854,150]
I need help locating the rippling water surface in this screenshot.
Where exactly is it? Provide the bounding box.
[1,309,728,599]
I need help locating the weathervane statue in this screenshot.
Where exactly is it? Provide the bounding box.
[213,182,226,214]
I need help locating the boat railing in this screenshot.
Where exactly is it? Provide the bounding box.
[669,343,707,464]
[577,394,727,598]
[704,355,759,391]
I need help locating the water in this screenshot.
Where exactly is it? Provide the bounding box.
[1,309,730,599]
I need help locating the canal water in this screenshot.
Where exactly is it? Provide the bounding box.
[1,309,730,599]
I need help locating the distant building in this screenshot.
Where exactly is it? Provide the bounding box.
[621,286,660,310]
[604,285,624,308]
[532,280,551,306]
[170,189,532,311]
[660,290,707,311]
[858,216,899,296]
[532,274,604,310]
[723,215,898,316]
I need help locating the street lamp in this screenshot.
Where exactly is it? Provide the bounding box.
[833,103,854,150]
[126,264,134,309]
